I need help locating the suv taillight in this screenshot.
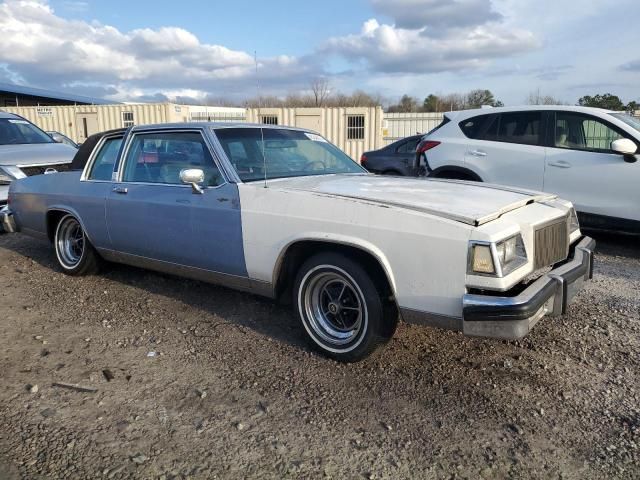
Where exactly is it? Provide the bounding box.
[416,140,440,154]
[360,153,367,164]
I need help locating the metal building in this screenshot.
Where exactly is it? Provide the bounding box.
[246,107,384,161]
[0,81,113,108]
[2,103,385,161]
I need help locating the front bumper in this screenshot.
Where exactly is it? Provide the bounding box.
[0,206,17,234]
[462,236,595,339]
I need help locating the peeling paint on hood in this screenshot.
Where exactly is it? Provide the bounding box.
[264,174,557,226]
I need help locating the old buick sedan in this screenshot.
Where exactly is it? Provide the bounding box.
[1,123,595,361]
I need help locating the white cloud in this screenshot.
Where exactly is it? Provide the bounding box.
[0,0,321,101]
[324,14,538,74]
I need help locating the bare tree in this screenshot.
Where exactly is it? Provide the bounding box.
[310,78,331,107]
[526,89,564,105]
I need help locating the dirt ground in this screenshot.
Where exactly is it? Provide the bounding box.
[0,231,638,480]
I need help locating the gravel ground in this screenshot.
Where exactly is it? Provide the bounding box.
[0,231,638,479]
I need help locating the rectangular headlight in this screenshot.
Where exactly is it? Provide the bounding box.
[469,234,527,277]
[495,234,527,275]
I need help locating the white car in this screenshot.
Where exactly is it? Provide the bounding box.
[1,123,595,362]
[418,106,640,234]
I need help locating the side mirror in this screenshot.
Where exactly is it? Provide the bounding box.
[180,168,205,194]
[611,138,638,162]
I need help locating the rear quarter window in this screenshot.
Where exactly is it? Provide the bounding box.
[458,114,495,139]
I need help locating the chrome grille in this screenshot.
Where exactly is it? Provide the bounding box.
[534,218,569,269]
[20,163,71,177]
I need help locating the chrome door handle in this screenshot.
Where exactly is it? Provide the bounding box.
[469,150,487,157]
[548,160,571,168]
[112,186,128,194]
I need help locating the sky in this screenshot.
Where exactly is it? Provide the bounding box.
[0,0,638,106]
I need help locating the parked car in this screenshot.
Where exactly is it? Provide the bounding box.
[1,123,595,361]
[47,130,79,149]
[361,134,423,176]
[0,112,77,209]
[417,105,640,234]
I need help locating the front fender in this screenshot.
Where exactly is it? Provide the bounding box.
[272,232,398,296]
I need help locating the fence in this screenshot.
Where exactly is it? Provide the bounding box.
[382,112,445,145]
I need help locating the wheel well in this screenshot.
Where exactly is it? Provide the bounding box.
[274,241,396,308]
[431,166,482,182]
[46,210,70,242]
[381,169,402,176]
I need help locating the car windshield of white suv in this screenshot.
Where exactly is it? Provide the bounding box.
[214,127,366,182]
[609,113,640,133]
[0,118,54,145]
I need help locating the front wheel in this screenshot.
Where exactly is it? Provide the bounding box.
[294,252,390,362]
[54,214,101,276]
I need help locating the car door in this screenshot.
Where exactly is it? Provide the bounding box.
[393,136,421,174]
[462,111,547,190]
[543,111,640,226]
[105,129,247,277]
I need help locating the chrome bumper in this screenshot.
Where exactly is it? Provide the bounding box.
[462,236,595,340]
[0,207,17,234]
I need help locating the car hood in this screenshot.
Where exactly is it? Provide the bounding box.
[265,174,557,226]
[0,143,77,167]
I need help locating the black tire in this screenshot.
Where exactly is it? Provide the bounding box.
[381,170,402,176]
[54,214,101,276]
[293,252,392,362]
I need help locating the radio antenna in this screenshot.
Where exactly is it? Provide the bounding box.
[255,51,268,189]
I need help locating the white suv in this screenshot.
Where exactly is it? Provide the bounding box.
[418,106,640,234]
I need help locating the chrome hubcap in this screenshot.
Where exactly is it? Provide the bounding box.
[56,217,84,268]
[302,269,365,347]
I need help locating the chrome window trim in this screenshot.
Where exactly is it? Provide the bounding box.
[203,127,242,184]
[115,128,229,188]
[81,133,125,182]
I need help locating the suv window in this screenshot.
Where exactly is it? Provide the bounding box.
[555,112,625,152]
[495,112,542,146]
[88,136,123,181]
[459,114,493,139]
[122,131,223,186]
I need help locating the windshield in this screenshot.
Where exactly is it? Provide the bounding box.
[609,113,640,133]
[0,118,53,145]
[213,127,365,182]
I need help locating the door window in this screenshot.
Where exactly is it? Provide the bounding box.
[122,131,223,186]
[495,112,542,146]
[395,138,420,153]
[555,112,624,152]
[88,136,123,181]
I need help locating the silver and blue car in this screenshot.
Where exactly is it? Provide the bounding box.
[1,122,595,361]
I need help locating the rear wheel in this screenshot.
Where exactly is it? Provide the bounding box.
[54,214,101,276]
[294,252,392,362]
